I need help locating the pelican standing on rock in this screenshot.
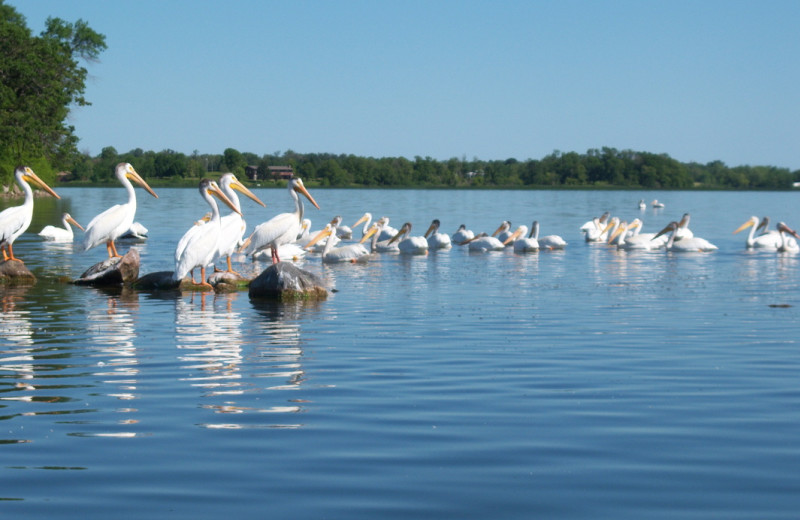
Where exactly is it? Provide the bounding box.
[174,179,241,287]
[239,177,320,264]
[39,212,84,242]
[213,172,266,273]
[0,166,60,262]
[82,163,158,258]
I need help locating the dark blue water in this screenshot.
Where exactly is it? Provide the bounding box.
[2,187,800,519]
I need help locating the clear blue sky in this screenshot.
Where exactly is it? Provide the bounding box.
[12,0,800,169]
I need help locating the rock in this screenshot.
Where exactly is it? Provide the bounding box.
[74,248,140,286]
[0,259,36,285]
[134,270,180,290]
[207,271,249,293]
[248,262,328,301]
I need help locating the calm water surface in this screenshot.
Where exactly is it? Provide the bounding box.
[2,187,800,519]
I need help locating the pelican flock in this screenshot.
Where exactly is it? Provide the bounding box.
[4,163,800,290]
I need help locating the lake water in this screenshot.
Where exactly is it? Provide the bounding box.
[2,186,800,519]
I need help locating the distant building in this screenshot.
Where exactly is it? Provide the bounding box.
[245,165,259,180]
[268,166,294,180]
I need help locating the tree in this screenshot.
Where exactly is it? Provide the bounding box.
[0,2,106,184]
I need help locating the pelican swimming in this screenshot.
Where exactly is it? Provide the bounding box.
[120,222,149,239]
[239,177,320,263]
[330,216,352,239]
[82,162,158,258]
[492,220,513,245]
[38,212,84,242]
[296,218,312,242]
[352,212,374,239]
[173,179,241,287]
[651,199,665,208]
[387,222,429,255]
[213,172,266,273]
[305,223,370,263]
[360,222,399,253]
[461,232,505,252]
[0,166,60,262]
[653,221,717,252]
[582,212,611,242]
[530,221,567,250]
[776,222,800,253]
[638,199,646,210]
[675,213,693,240]
[609,220,664,251]
[503,225,539,252]
[733,216,787,250]
[424,219,452,249]
[451,224,474,244]
[377,217,399,241]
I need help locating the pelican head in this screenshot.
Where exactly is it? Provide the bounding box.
[64,213,85,232]
[424,219,441,238]
[305,223,334,249]
[201,178,241,216]
[18,166,60,199]
[359,222,381,244]
[733,216,759,235]
[777,222,800,240]
[492,220,511,237]
[387,222,412,244]
[503,226,528,245]
[353,212,372,227]
[652,221,679,240]
[290,177,320,210]
[220,172,266,207]
[117,162,158,199]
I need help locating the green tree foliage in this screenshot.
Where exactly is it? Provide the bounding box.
[67,146,800,190]
[0,1,106,184]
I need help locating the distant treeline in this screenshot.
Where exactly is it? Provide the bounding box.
[65,145,799,190]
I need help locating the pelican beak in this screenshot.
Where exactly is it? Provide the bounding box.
[491,223,506,237]
[305,226,331,249]
[22,167,59,199]
[208,182,241,216]
[608,225,625,243]
[294,181,320,210]
[65,214,85,232]
[778,223,800,240]
[387,223,410,245]
[232,179,266,207]
[503,228,522,245]
[126,165,158,198]
[424,222,437,238]
[652,223,673,240]
[359,224,378,244]
[733,220,754,234]
[353,214,370,227]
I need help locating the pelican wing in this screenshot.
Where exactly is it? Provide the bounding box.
[82,203,133,251]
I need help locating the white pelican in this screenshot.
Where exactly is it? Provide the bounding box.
[213,172,266,273]
[492,220,513,244]
[651,199,665,208]
[377,217,399,241]
[239,177,320,263]
[360,222,399,253]
[451,224,474,244]
[531,221,567,250]
[387,222,429,255]
[306,217,341,253]
[503,225,539,252]
[38,212,84,242]
[602,217,623,246]
[296,218,311,242]
[305,223,370,263]
[461,232,505,252]
[609,220,664,250]
[174,179,241,287]
[424,219,452,249]
[582,212,611,242]
[653,221,717,252]
[638,199,646,210]
[675,213,693,240]
[733,216,787,250]
[82,162,158,258]
[776,222,800,253]
[0,166,60,262]
[120,222,149,239]
[330,216,352,239]
[352,212,373,238]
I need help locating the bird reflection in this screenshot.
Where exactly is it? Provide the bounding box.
[86,288,141,420]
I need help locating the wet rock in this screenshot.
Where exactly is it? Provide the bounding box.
[248,262,328,301]
[207,271,249,293]
[0,259,36,285]
[74,248,140,286]
[135,270,180,291]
